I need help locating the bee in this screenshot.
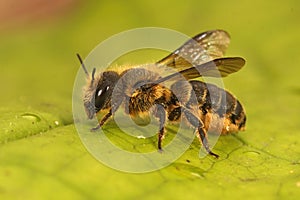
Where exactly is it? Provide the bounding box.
[77,30,246,158]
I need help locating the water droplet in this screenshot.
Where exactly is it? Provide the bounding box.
[243,150,261,157]
[21,113,41,122]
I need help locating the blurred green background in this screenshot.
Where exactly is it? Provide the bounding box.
[0,0,299,199]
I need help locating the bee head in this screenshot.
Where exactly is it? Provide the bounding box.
[77,54,120,119]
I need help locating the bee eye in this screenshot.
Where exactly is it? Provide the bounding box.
[97,86,110,97]
[95,85,111,111]
[97,89,103,97]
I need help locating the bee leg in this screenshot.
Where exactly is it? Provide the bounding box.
[182,108,219,158]
[91,110,112,131]
[197,127,219,158]
[154,104,166,151]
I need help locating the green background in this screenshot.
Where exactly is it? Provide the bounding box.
[1,0,300,199]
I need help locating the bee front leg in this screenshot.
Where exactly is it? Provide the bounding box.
[154,104,166,151]
[182,107,219,158]
[91,110,112,131]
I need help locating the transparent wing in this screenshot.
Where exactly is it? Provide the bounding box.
[156,30,231,71]
[154,57,245,84]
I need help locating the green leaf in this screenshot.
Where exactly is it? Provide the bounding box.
[1,0,300,199]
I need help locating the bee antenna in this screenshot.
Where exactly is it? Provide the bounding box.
[76,53,89,77]
[91,68,96,84]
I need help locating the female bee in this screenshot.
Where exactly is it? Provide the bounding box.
[77,30,246,158]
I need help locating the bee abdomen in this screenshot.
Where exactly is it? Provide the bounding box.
[230,99,246,130]
[205,83,237,116]
[189,80,246,132]
[190,81,237,115]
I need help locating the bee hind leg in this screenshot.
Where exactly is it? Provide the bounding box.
[182,107,219,158]
[197,127,219,158]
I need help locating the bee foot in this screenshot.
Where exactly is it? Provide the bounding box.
[158,148,164,154]
[209,151,219,159]
[90,125,100,132]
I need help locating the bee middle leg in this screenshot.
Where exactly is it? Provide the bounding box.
[182,107,219,158]
[153,104,166,151]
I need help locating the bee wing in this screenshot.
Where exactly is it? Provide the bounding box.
[156,30,231,70]
[155,57,245,84]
